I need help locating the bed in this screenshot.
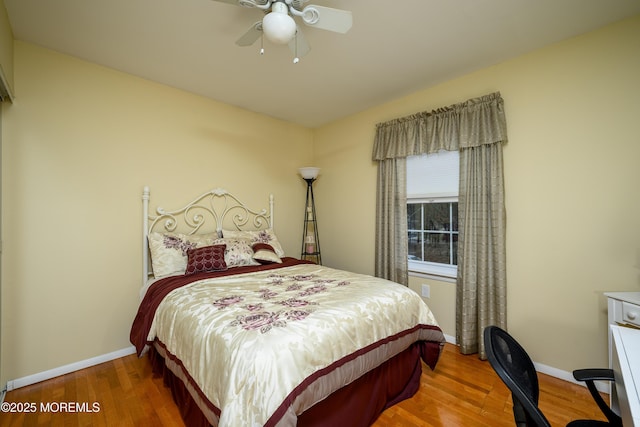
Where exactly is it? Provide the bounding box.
[130,186,445,427]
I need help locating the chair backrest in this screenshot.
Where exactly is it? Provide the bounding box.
[483,326,551,427]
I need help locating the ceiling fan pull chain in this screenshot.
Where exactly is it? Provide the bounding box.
[293,31,300,63]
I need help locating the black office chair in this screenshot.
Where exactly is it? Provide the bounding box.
[483,326,622,427]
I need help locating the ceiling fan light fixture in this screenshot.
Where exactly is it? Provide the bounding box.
[222,0,353,61]
[262,3,297,44]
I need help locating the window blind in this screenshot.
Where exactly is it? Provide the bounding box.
[407,150,459,198]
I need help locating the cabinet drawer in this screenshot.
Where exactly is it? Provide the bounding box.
[622,301,640,328]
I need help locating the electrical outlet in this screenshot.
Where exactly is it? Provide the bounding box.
[421,284,430,298]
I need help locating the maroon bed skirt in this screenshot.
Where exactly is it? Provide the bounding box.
[148,340,441,427]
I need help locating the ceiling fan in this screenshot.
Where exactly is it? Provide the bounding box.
[212,0,353,62]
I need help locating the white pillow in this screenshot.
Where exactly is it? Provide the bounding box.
[252,243,283,264]
[212,238,260,267]
[148,232,218,278]
[221,228,285,257]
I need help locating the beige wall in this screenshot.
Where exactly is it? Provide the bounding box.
[315,15,640,371]
[2,14,639,387]
[1,41,313,383]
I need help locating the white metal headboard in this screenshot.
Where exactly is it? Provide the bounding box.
[142,186,274,286]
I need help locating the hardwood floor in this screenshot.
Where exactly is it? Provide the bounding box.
[0,343,608,426]
[373,344,608,427]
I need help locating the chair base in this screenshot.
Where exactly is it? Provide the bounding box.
[567,419,612,426]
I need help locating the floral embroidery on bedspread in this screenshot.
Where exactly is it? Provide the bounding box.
[211,272,350,333]
[149,263,444,427]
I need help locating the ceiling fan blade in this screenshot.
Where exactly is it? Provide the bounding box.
[211,0,270,7]
[288,27,311,59]
[211,0,241,5]
[301,5,352,33]
[291,0,311,9]
[236,22,263,46]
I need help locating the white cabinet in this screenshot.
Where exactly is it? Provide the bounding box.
[610,325,640,426]
[605,292,640,364]
[605,292,640,425]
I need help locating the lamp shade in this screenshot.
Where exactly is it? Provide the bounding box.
[299,167,320,180]
[262,10,297,44]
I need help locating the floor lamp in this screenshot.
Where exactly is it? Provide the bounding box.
[299,167,321,264]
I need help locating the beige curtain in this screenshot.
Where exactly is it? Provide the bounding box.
[458,143,507,358]
[374,157,408,285]
[373,92,507,357]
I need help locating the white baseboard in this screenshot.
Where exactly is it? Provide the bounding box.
[4,341,608,397]
[5,346,136,391]
[534,361,609,394]
[443,338,609,394]
[444,333,456,344]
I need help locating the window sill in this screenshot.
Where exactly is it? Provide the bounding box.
[408,260,457,283]
[409,270,456,283]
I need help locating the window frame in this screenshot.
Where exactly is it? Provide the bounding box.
[406,150,459,282]
[407,195,458,281]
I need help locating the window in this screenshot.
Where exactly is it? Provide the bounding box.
[407,151,459,279]
[408,200,458,277]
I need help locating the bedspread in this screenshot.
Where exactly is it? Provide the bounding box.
[133,263,444,427]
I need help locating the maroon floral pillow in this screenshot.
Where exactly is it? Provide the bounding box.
[185,244,227,275]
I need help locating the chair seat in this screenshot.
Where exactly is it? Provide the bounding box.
[484,326,621,427]
[567,420,611,427]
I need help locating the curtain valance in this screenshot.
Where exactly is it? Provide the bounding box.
[372,92,507,160]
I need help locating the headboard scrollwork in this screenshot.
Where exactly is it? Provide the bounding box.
[142,186,274,285]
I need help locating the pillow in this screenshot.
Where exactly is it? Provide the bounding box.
[222,228,285,257]
[185,244,227,275]
[213,238,260,267]
[252,243,282,264]
[148,232,218,278]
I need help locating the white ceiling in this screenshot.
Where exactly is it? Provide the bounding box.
[4,0,640,128]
